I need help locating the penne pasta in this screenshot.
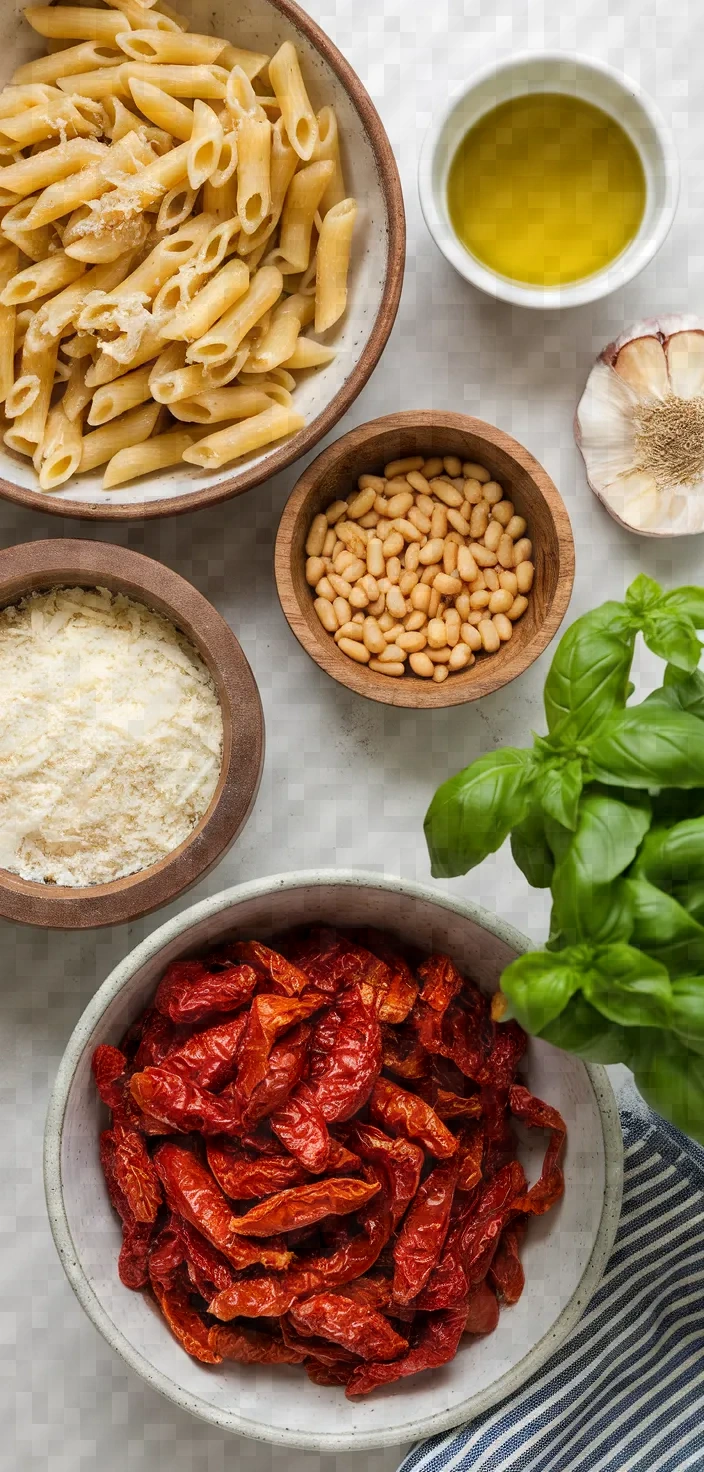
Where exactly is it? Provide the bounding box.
[163,258,249,341]
[315,197,357,332]
[147,339,186,394]
[236,115,271,236]
[202,174,237,222]
[0,84,54,118]
[103,425,199,486]
[244,291,313,372]
[117,62,229,100]
[187,264,283,366]
[86,318,167,385]
[25,130,152,227]
[282,335,336,370]
[37,400,83,488]
[12,41,122,90]
[62,358,94,421]
[168,384,272,422]
[182,400,305,468]
[79,398,160,469]
[310,105,346,213]
[268,41,318,161]
[0,136,105,199]
[117,30,227,65]
[87,361,153,423]
[0,244,18,402]
[23,7,130,45]
[276,159,334,272]
[0,92,105,146]
[156,182,198,231]
[209,130,237,187]
[127,76,194,139]
[216,44,269,81]
[4,334,57,451]
[1,196,53,262]
[0,248,85,305]
[187,99,223,188]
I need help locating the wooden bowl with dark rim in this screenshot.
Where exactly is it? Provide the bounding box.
[0,540,264,928]
[0,0,405,521]
[275,410,575,709]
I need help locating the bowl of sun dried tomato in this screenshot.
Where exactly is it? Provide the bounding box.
[44,872,623,1450]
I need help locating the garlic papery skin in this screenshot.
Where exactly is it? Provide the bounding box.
[575,314,704,536]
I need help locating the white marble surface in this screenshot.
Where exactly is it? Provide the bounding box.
[2,0,702,1468]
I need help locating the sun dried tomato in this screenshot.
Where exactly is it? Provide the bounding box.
[508,1085,566,1214]
[382,1025,430,1081]
[110,1123,162,1223]
[329,1273,394,1313]
[152,1275,223,1364]
[227,941,310,996]
[244,1022,311,1125]
[235,992,326,1103]
[270,1082,331,1171]
[370,1076,457,1159]
[463,1279,500,1335]
[481,1086,516,1177]
[347,1121,423,1228]
[346,1302,468,1397]
[99,1129,153,1290]
[327,1138,362,1174]
[153,1143,292,1271]
[279,1166,394,1300]
[155,960,258,1024]
[290,1291,408,1362]
[432,1086,482,1122]
[229,1176,379,1239]
[177,1215,235,1296]
[208,1322,305,1364]
[158,1015,247,1093]
[489,1219,526,1304]
[130,1066,244,1136]
[415,1195,479,1311]
[305,1360,356,1387]
[134,1009,190,1068]
[392,1156,459,1305]
[93,1044,129,1111]
[457,1120,484,1192]
[459,1160,526,1286]
[208,1274,300,1321]
[148,1217,184,1291]
[417,955,464,1014]
[280,1316,361,1369]
[486,1020,527,1089]
[310,984,382,1123]
[206,1140,308,1199]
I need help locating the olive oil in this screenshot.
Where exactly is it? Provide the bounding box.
[447,92,646,287]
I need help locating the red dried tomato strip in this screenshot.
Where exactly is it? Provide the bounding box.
[432,1087,482,1122]
[290,1291,408,1362]
[348,1121,423,1228]
[369,1076,457,1159]
[130,1067,243,1136]
[310,984,382,1123]
[208,1322,305,1364]
[508,1085,566,1214]
[155,960,258,1024]
[161,1015,247,1092]
[489,1219,526,1304]
[92,1044,128,1111]
[228,941,310,995]
[235,991,326,1102]
[148,1216,184,1291]
[99,1129,153,1290]
[153,1143,292,1270]
[229,1176,379,1238]
[177,1215,234,1295]
[330,1273,394,1313]
[135,1009,190,1068]
[464,1279,500,1335]
[382,1026,430,1081]
[281,1316,360,1368]
[392,1156,459,1305]
[305,1360,356,1387]
[244,1022,311,1124]
[457,1120,484,1192]
[486,1021,527,1088]
[152,1275,223,1364]
[206,1140,308,1199]
[209,1274,300,1321]
[417,955,464,1014]
[415,1195,479,1312]
[346,1303,468,1398]
[459,1160,527,1286]
[270,1082,330,1172]
[111,1124,162,1224]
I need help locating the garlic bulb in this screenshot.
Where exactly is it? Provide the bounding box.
[575,315,704,535]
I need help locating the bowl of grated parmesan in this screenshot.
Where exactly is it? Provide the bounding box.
[0,539,264,927]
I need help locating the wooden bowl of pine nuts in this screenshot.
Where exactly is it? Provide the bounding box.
[275,410,575,708]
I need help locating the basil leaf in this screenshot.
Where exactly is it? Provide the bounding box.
[671,977,704,1056]
[590,706,704,789]
[627,877,704,977]
[662,664,704,718]
[424,747,534,878]
[642,613,702,674]
[630,1031,704,1145]
[551,875,633,947]
[582,943,672,1028]
[635,817,704,889]
[543,814,573,865]
[499,948,583,1033]
[543,603,636,742]
[676,880,704,925]
[626,574,663,614]
[539,993,636,1064]
[510,812,554,889]
[535,758,583,830]
[559,792,652,884]
[660,587,704,627]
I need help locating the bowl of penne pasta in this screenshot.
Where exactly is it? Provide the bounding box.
[0,0,405,517]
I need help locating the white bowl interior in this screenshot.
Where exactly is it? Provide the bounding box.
[50,877,620,1449]
[420,53,678,309]
[2,0,390,506]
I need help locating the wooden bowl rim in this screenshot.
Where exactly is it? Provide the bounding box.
[0,0,406,524]
[274,409,575,709]
[0,540,264,928]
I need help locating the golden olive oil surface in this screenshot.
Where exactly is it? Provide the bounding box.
[447,92,646,286]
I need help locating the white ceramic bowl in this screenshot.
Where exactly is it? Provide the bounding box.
[0,0,404,520]
[44,871,623,1451]
[419,52,678,310]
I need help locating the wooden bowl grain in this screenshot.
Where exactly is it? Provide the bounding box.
[0,541,264,928]
[275,411,575,709]
[0,0,405,521]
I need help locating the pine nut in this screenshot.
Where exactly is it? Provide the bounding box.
[407,470,431,494]
[449,642,474,670]
[399,571,419,595]
[492,500,514,527]
[328,573,352,598]
[315,597,338,631]
[315,576,335,600]
[306,556,326,586]
[506,515,527,540]
[382,531,404,558]
[333,550,355,574]
[466,610,484,626]
[374,494,390,514]
[359,474,385,493]
[384,624,405,642]
[470,503,489,539]
[339,637,370,662]
[513,538,533,566]
[394,517,423,543]
[333,540,344,560]
[378,611,395,631]
[484,568,500,592]
[322,529,336,557]
[326,500,348,524]
[427,618,447,649]
[408,507,432,534]
[427,588,441,619]
[341,556,366,582]
[428,646,451,663]
[306,514,328,556]
[455,593,471,622]
[470,590,491,609]
[429,478,464,508]
[444,617,460,648]
[359,574,378,601]
[404,542,421,571]
[368,595,386,617]
[418,538,445,565]
[499,570,518,595]
[352,612,365,624]
[516,561,534,593]
[463,461,490,482]
[457,545,478,582]
[489,588,514,614]
[422,457,444,478]
[484,520,504,552]
[333,596,352,624]
[443,539,458,575]
[493,613,513,641]
[349,587,369,610]
[348,487,376,520]
[508,595,529,621]
[410,651,434,677]
[411,583,432,613]
[334,622,363,643]
[385,456,424,479]
[497,534,515,568]
[378,643,408,664]
[460,623,482,650]
[430,505,448,539]
[397,631,427,652]
[483,481,503,506]
[386,586,406,619]
[478,618,500,653]
[369,659,405,676]
[336,522,367,556]
[405,610,427,631]
[358,511,379,529]
[378,578,390,594]
[386,491,414,519]
[386,557,401,585]
[447,509,471,536]
[433,665,449,683]
[362,617,386,654]
[367,538,385,578]
[463,480,484,505]
[435,572,462,597]
[421,566,437,585]
[415,493,435,517]
[443,454,462,477]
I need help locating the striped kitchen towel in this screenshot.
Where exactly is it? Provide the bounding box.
[399,1104,704,1472]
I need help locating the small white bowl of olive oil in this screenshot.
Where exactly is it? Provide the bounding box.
[419,52,678,309]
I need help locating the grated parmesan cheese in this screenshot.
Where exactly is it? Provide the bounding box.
[0,586,224,887]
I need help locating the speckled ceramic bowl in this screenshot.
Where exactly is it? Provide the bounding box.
[44,872,623,1451]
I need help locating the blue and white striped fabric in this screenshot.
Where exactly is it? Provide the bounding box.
[399,1106,704,1472]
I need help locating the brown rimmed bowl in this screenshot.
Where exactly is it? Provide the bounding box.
[274,410,575,709]
[0,540,264,928]
[0,0,405,521]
